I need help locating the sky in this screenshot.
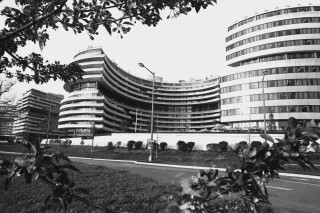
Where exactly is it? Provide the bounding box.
[1,0,317,100]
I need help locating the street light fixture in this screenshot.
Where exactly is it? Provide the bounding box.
[138,62,155,162]
[262,70,268,135]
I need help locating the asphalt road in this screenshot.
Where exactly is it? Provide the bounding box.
[71,157,320,213]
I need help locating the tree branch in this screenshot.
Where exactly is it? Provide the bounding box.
[0,0,68,43]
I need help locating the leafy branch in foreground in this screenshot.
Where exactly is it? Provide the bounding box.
[0,0,216,83]
[173,117,318,213]
[0,142,127,213]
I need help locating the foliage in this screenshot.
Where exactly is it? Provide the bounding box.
[127,140,135,151]
[80,140,84,145]
[61,139,72,148]
[107,141,113,147]
[0,143,125,213]
[177,140,187,152]
[239,141,248,146]
[116,141,121,148]
[218,141,228,152]
[175,117,319,212]
[0,0,216,84]
[134,141,143,149]
[251,141,262,150]
[160,142,167,150]
[206,143,220,152]
[186,141,195,151]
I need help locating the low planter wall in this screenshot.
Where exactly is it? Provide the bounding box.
[43,132,284,150]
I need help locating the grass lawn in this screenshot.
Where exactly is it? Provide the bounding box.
[0,154,180,213]
[1,143,320,175]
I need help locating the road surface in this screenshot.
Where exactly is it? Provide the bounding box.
[71,157,320,213]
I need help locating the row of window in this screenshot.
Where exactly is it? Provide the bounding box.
[226,28,320,51]
[226,17,320,42]
[239,52,318,66]
[221,78,320,94]
[222,92,320,105]
[227,39,320,60]
[222,105,320,116]
[250,91,320,102]
[221,66,320,83]
[69,93,101,98]
[227,6,320,32]
[70,82,97,91]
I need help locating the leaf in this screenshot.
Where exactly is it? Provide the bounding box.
[54,151,71,162]
[260,134,274,143]
[288,117,298,130]
[0,169,9,176]
[225,164,237,173]
[38,37,44,51]
[103,23,112,35]
[123,21,134,25]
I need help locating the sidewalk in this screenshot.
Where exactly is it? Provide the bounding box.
[2,150,320,180]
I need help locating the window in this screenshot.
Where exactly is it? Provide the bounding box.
[300,106,308,112]
[279,106,287,113]
[289,106,298,112]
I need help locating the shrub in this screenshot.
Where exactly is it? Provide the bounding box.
[134,141,143,149]
[127,140,135,150]
[61,139,72,148]
[80,140,84,145]
[239,141,248,146]
[116,141,121,147]
[206,143,220,152]
[186,142,195,151]
[177,140,187,152]
[160,142,167,150]
[218,141,228,152]
[107,141,113,148]
[251,141,262,149]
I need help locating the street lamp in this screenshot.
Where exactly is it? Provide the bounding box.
[262,70,268,135]
[138,62,155,162]
[91,122,95,153]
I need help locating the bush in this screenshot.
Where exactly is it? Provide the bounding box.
[107,141,113,148]
[251,141,262,149]
[134,141,143,149]
[116,141,121,147]
[127,140,135,150]
[61,139,72,148]
[186,142,195,151]
[206,143,220,152]
[160,142,167,150]
[177,140,187,152]
[239,141,248,146]
[219,141,228,152]
[80,140,84,145]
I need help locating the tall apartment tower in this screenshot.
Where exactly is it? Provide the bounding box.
[13,89,64,142]
[0,103,16,142]
[221,4,320,130]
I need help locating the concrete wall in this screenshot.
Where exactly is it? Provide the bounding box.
[44,133,284,150]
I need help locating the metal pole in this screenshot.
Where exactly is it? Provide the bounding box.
[46,98,52,145]
[135,109,137,132]
[138,63,155,162]
[262,71,267,135]
[91,123,94,153]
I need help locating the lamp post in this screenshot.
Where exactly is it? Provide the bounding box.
[138,62,155,162]
[91,122,95,153]
[262,70,268,135]
[46,98,52,145]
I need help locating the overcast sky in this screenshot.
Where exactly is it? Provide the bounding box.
[2,0,316,99]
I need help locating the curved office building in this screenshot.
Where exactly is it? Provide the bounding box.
[221,4,320,130]
[58,48,220,136]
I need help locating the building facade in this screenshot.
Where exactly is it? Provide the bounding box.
[0,104,16,142]
[221,4,320,130]
[58,48,220,136]
[13,89,64,141]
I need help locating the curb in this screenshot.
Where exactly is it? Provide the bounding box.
[2,151,320,180]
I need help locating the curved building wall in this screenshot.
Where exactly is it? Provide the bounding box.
[220,5,320,129]
[58,48,220,136]
[221,4,320,130]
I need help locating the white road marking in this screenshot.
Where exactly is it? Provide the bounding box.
[292,178,308,181]
[276,179,320,187]
[266,186,292,191]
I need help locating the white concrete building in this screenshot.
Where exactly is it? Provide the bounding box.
[221,4,320,130]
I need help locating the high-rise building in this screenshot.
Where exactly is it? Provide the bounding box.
[13,89,64,142]
[0,103,16,142]
[221,4,320,130]
[58,47,220,136]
